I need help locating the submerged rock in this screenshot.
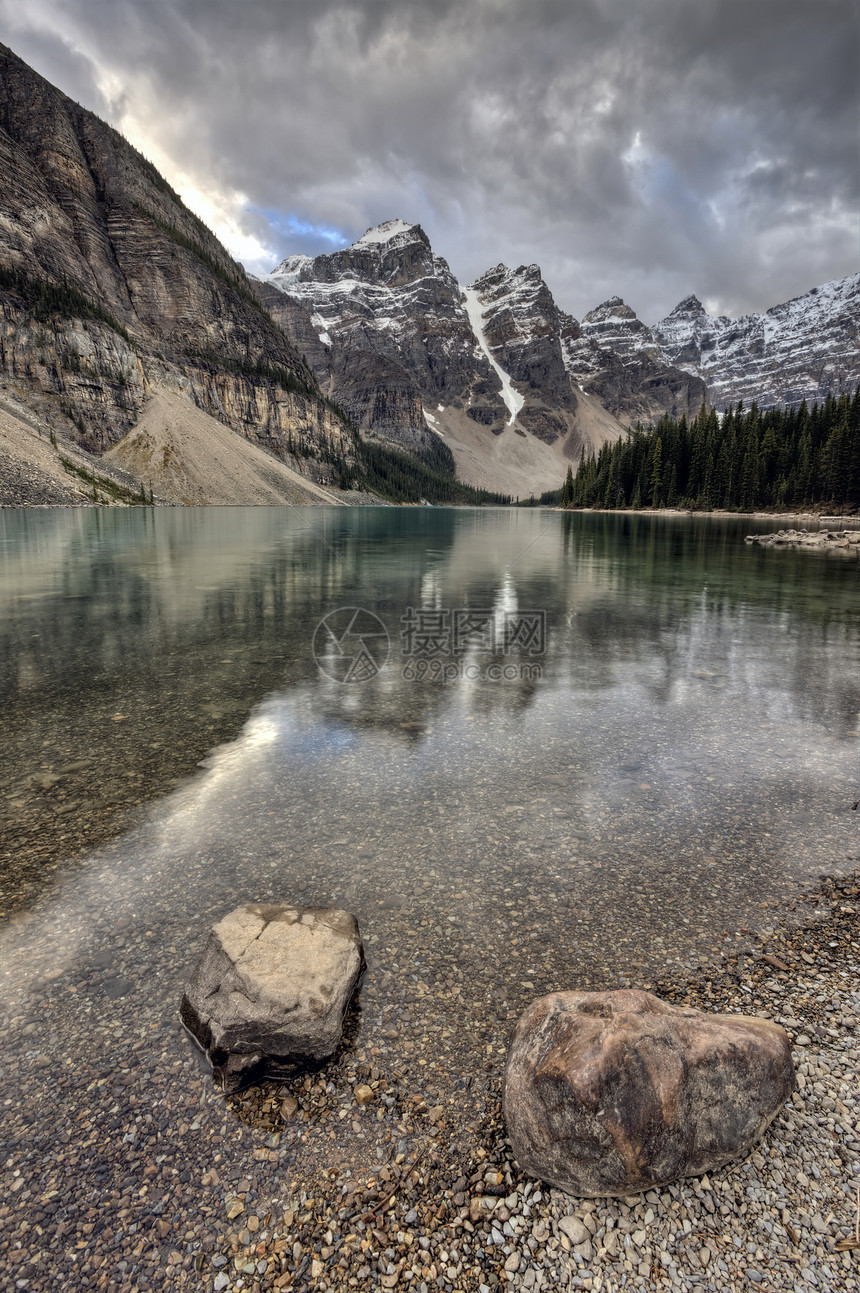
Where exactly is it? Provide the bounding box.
[180,903,364,1092]
[503,988,795,1197]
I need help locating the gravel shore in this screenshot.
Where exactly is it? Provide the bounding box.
[1,872,857,1293]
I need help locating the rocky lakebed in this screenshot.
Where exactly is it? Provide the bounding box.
[1,873,858,1293]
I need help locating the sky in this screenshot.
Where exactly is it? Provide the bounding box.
[2,0,857,322]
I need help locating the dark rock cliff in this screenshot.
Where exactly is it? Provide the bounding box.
[564,297,709,425]
[254,279,434,455]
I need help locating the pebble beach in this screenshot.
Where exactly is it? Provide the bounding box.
[1,871,858,1293]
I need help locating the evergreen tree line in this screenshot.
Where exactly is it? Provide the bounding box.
[352,439,512,506]
[561,390,860,513]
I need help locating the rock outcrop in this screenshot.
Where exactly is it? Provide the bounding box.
[180,904,365,1093]
[580,296,664,363]
[504,988,795,1197]
[653,277,860,411]
[466,263,579,444]
[266,220,493,416]
[255,278,433,455]
[745,527,860,554]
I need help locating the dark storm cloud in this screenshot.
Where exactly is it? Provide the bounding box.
[2,0,856,320]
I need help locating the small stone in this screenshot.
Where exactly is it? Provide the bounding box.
[226,1199,245,1220]
[355,1084,374,1106]
[470,1196,496,1223]
[280,1096,299,1119]
[558,1217,589,1246]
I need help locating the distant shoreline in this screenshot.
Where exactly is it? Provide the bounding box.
[558,506,860,524]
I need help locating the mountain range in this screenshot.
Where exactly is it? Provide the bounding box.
[1,42,857,506]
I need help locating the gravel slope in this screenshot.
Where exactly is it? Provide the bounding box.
[0,396,142,507]
[105,390,348,507]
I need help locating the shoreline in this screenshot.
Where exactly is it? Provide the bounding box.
[559,506,860,524]
[1,871,857,1293]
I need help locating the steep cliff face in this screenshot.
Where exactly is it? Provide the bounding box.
[254,278,433,455]
[653,276,860,410]
[579,296,664,362]
[0,42,351,472]
[467,263,579,444]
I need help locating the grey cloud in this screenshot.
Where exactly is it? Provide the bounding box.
[1,0,856,321]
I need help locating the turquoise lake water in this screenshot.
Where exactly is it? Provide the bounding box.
[0,506,858,1104]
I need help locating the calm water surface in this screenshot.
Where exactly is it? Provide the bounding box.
[0,506,858,1172]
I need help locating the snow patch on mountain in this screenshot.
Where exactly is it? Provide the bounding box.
[654,274,860,409]
[422,407,446,436]
[352,218,416,248]
[462,286,524,425]
[311,312,332,346]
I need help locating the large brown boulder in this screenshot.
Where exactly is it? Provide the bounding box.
[503,988,795,1197]
[180,904,364,1093]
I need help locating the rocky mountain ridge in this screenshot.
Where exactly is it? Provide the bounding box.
[652,275,860,410]
[263,223,707,493]
[562,278,860,415]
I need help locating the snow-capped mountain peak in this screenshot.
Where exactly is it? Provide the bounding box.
[268,252,313,285]
[664,294,707,319]
[580,297,663,362]
[352,218,418,249]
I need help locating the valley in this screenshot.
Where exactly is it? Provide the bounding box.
[1,43,857,510]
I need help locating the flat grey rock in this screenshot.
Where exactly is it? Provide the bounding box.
[180,903,364,1091]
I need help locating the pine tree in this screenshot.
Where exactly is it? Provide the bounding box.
[560,464,574,507]
[648,437,663,508]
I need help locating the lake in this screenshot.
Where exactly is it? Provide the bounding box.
[0,506,858,1186]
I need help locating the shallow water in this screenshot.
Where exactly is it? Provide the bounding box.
[1,506,859,1191]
